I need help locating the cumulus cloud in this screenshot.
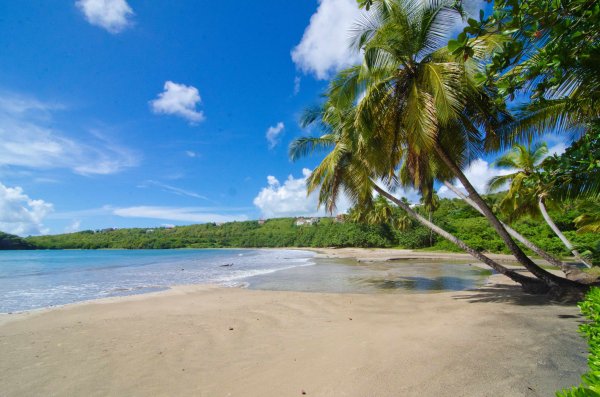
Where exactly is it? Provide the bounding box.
[113,206,248,223]
[291,0,363,79]
[292,0,487,80]
[0,182,53,236]
[150,81,205,124]
[266,122,285,149]
[437,158,512,199]
[0,93,138,175]
[253,168,351,218]
[76,0,134,34]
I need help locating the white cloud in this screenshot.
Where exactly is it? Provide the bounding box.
[266,122,285,149]
[462,0,488,19]
[293,76,301,95]
[292,0,487,80]
[138,180,209,201]
[65,219,81,233]
[0,182,53,236]
[377,185,421,205]
[113,206,248,223]
[547,142,566,157]
[253,168,351,218]
[291,0,363,79]
[150,81,205,124]
[185,150,199,158]
[76,0,134,34]
[0,93,138,175]
[437,158,512,199]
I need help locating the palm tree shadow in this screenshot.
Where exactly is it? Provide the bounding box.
[453,284,580,306]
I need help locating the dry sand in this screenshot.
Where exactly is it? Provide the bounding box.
[0,249,588,397]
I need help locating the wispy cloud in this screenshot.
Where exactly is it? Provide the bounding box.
[293,76,301,95]
[113,206,249,223]
[0,92,138,175]
[138,180,210,201]
[76,0,134,34]
[266,122,285,149]
[65,219,81,233]
[150,81,205,124]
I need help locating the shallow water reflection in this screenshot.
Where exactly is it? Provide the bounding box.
[247,258,492,294]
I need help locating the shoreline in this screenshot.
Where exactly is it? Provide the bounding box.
[0,247,493,318]
[0,247,547,319]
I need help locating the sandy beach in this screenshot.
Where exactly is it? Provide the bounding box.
[0,249,588,396]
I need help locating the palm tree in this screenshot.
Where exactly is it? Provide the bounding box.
[329,0,583,291]
[488,143,592,267]
[441,180,587,279]
[290,100,545,292]
[420,192,439,246]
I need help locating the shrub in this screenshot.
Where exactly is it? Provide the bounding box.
[557,287,600,396]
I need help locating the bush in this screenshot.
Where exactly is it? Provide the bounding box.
[557,287,600,396]
[396,226,433,249]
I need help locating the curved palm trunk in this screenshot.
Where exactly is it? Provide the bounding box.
[372,184,545,290]
[538,197,593,268]
[442,181,573,272]
[432,142,584,290]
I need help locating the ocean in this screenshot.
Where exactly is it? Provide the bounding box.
[0,249,315,313]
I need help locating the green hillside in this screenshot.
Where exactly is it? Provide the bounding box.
[0,232,34,250]
[22,197,599,263]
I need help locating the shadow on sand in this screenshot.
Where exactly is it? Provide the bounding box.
[453,284,583,309]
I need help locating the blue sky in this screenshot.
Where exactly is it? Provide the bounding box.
[0,0,567,236]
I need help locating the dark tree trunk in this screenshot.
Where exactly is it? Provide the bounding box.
[432,141,585,292]
[373,184,546,291]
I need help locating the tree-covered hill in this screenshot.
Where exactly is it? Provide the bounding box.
[25,217,393,250]
[19,196,599,263]
[0,232,34,250]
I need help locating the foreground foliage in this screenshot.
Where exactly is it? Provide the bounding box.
[557,287,600,396]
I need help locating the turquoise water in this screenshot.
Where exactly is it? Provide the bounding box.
[0,249,314,312]
[0,250,491,313]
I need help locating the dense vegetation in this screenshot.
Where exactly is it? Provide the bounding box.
[22,196,599,263]
[557,287,600,396]
[25,217,393,250]
[0,232,34,250]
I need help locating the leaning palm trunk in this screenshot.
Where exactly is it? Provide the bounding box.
[432,142,585,291]
[538,197,593,268]
[372,184,546,291]
[442,182,571,271]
